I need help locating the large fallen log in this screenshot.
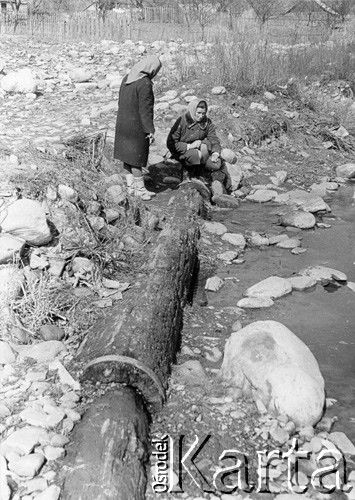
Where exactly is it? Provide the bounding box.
[76,187,203,410]
[62,387,149,500]
[61,187,203,500]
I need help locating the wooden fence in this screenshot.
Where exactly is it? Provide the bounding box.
[0,12,132,42]
[0,8,353,45]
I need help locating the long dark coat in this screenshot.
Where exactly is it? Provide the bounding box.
[114,74,155,168]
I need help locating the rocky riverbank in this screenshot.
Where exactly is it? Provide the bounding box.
[0,33,355,500]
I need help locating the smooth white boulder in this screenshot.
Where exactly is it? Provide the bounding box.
[335,163,355,179]
[220,320,325,427]
[244,276,292,299]
[299,266,347,283]
[1,199,52,245]
[1,68,38,93]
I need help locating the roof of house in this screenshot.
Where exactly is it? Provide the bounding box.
[284,0,340,16]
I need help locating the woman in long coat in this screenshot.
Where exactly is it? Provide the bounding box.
[114,55,162,201]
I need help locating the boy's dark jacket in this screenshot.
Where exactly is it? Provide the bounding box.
[167,112,221,159]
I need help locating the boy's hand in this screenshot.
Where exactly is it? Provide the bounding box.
[189,140,202,149]
[211,152,220,163]
[146,133,155,145]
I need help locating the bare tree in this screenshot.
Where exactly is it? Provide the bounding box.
[246,0,283,24]
[329,0,352,21]
[216,0,248,29]
[9,0,24,31]
[180,0,218,40]
[29,0,44,14]
[96,0,116,20]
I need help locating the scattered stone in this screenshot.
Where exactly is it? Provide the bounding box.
[211,85,226,95]
[270,426,290,445]
[204,346,222,363]
[248,233,269,246]
[329,432,355,455]
[276,238,301,249]
[250,102,268,112]
[0,426,48,457]
[221,148,236,164]
[217,250,239,263]
[105,185,125,205]
[0,341,17,364]
[280,210,316,229]
[58,184,79,203]
[268,234,289,245]
[0,234,25,264]
[287,276,317,291]
[335,163,355,179]
[212,194,240,208]
[205,276,224,292]
[8,453,46,478]
[49,360,80,391]
[69,68,92,82]
[264,91,276,100]
[299,265,347,283]
[221,232,246,249]
[15,340,67,362]
[347,282,355,292]
[173,360,208,386]
[291,247,307,255]
[72,256,95,275]
[270,170,287,186]
[237,297,274,308]
[203,221,227,235]
[33,484,61,500]
[244,276,292,299]
[1,68,38,93]
[0,266,25,300]
[276,189,330,213]
[43,445,66,461]
[20,405,65,429]
[211,180,224,196]
[1,198,52,245]
[247,189,277,203]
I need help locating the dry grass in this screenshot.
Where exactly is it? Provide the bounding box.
[168,26,355,96]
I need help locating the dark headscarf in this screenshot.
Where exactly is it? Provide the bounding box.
[126,55,162,85]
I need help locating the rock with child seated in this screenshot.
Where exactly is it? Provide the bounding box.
[179,179,211,200]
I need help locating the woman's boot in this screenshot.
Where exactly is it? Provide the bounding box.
[134,177,153,201]
[125,173,135,195]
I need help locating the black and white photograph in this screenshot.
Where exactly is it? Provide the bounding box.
[0,0,355,498]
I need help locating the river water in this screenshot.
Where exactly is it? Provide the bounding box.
[208,183,355,440]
